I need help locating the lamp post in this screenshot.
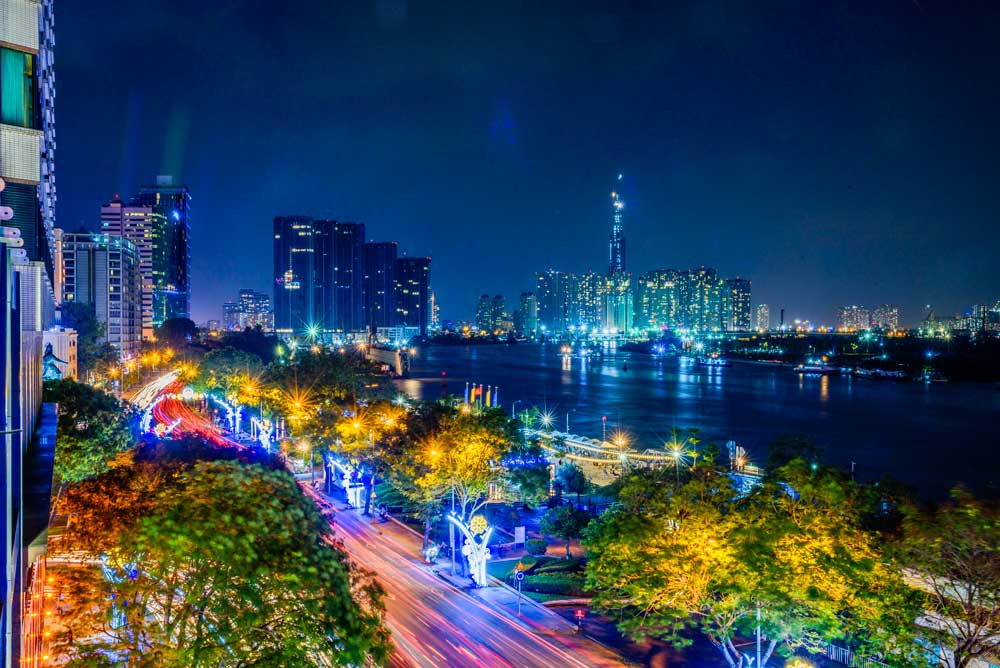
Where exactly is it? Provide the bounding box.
[511,399,521,419]
[565,409,577,433]
[602,415,607,443]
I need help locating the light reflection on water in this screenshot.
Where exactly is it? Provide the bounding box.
[399,344,999,497]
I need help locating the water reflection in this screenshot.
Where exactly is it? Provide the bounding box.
[400,344,998,497]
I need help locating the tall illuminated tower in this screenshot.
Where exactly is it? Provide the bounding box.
[608,174,626,274]
[605,174,631,335]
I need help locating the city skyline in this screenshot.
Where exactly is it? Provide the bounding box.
[55,2,1000,326]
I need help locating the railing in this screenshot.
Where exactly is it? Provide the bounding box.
[827,644,889,668]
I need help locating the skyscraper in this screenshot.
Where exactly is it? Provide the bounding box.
[606,177,631,334]
[237,288,272,330]
[222,301,241,330]
[755,304,770,331]
[134,176,191,323]
[725,278,752,331]
[678,267,724,332]
[635,269,681,332]
[314,220,364,333]
[394,257,431,337]
[837,305,870,331]
[870,304,900,331]
[60,232,142,359]
[273,216,316,335]
[475,294,492,331]
[609,176,626,274]
[362,241,397,329]
[516,291,538,337]
[101,199,156,338]
[535,269,576,334]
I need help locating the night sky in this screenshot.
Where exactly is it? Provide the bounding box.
[57,1,1000,326]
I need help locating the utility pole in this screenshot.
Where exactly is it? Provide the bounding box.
[756,603,761,667]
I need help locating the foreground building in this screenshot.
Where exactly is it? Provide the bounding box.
[0,1,59,664]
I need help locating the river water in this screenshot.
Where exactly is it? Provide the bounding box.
[397,343,999,498]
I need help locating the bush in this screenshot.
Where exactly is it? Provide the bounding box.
[525,538,548,556]
[534,557,584,574]
[523,573,587,596]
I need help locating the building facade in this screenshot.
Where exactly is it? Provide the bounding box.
[315,220,364,333]
[362,241,397,329]
[515,291,538,337]
[133,176,191,324]
[870,304,899,331]
[394,257,431,337]
[272,216,315,336]
[0,3,58,662]
[837,305,871,331]
[755,303,770,331]
[725,278,752,331]
[60,232,142,359]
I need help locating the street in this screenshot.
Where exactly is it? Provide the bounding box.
[144,377,629,668]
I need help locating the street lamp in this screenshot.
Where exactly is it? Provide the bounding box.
[565,409,577,433]
[511,399,522,419]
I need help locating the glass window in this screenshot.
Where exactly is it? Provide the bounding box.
[0,47,38,129]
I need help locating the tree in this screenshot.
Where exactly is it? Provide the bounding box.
[585,461,921,668]
[45,379,137,485]
[59,301,119,376]
[555,463,589,505]
[896,487,1000,668]
[155,317,198,345]
[765,434,822,471]
[540,504,591,558]
[195,346,264,404]
[51,460,390,667]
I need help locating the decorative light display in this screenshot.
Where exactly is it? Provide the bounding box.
[447,513,493,587]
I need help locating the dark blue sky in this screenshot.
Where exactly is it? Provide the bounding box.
[57,1,1000,326]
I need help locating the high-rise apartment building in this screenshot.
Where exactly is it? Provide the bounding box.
[725,278,752,331]
[60,232,142,359]
[315,220,364,333]
[222,301,241,330]
[870,304,899,331]
[475,294,492,331]
[394,257,431,337]
[635,270,680,332]
[101,199,156,338]
[576,271,606,329]
[837,305,871,331]
[363,241,397,329]
[535,269,577,334]
[428,291,440,331]
[677,267,724,332]
[237,289,272,330]
[515,291,538,337]
[755,304,770,331]
[133,176,191,324]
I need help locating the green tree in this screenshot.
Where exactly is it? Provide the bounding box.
[45,379,137,485]
[155,317,198,346]
[896,487,1000,668]
[585,461,921,668]
[51,460,390,667]
[59,301,119,376]
[554,462,589,505]
[195,346,264,403]
[540,504,591,558]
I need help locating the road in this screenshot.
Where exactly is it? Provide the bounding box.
[305,487,629,668]
[148,383,629,667]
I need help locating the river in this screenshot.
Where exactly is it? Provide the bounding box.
[396,343,999,498]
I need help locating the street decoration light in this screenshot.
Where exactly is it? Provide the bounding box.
[447,513,493,587]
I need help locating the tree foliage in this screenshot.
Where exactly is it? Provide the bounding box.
[195,346,264,404]
[45,378,137,484]
[50,460,390,667]
[59,301,118,375]
[896,487,1000,668]
[585,461,921,668]
[540,504,592,558]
